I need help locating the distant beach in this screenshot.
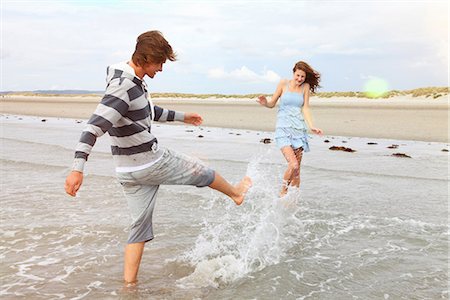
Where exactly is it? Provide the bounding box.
[1,94,448,142]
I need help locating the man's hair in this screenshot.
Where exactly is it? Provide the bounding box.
[132,31,177,66]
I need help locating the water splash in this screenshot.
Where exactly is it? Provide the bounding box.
[175,150,302,288]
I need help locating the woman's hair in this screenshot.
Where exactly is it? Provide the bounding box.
[293,61,321,93]
[132,31,177,66]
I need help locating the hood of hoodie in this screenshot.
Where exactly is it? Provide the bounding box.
[106,61,143,85]
[106,61,155,123]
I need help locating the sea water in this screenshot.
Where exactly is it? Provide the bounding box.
[0,115,448,299]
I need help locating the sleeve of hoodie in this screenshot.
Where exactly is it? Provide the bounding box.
[71,79,131,172]
[153,105,185,122]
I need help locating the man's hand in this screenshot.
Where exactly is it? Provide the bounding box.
[65,171,83,197]
[184,113,203,126]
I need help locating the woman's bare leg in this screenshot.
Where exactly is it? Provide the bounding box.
[290,148,303,188]
[280,146,299,196]
[209,173,252,205]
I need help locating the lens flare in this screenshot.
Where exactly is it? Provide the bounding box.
[364,78,389,98]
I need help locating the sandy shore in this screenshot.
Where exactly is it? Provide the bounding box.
[1,95,448,142]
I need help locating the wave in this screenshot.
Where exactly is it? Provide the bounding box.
[0,159,116,180]
[170,153,448,289]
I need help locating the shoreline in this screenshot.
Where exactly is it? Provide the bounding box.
[1,95,448,142]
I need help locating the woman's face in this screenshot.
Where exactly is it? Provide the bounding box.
[293,69,306,86]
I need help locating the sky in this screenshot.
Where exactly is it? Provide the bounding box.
[1,0,449,94]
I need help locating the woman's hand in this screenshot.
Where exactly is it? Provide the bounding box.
[256,95,268,107]
[184,112,203,126]
[311,127,323,135]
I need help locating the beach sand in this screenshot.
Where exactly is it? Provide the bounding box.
[1,95,448,142]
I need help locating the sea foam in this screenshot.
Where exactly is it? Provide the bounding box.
[176,151,302,288]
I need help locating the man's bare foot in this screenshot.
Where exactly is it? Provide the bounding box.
[232,176,252,205]
[121,279,138,292]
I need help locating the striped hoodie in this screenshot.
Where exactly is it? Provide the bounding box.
[72,62,184,173]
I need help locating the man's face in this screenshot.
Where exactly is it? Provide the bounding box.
[144,61,165,78]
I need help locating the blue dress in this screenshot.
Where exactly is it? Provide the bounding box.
[274,81,310,152]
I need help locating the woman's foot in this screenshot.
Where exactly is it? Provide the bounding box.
[231,176,252,205]
[279,180,289,197]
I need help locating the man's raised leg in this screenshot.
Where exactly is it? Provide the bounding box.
[209,173,252,205]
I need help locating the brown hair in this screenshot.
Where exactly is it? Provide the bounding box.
[132,31,177,66]
[293,61,321,93]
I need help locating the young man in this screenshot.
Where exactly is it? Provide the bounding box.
[64,31,251,285]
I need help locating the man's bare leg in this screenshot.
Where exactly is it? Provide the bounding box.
[209,173,252,205]
[123,242,145,285]
[122,174,251,284]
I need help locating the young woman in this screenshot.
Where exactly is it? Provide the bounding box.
[257,61,322,196]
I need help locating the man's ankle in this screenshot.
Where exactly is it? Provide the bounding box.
[123,279,138,287]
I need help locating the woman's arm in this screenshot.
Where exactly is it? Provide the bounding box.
[302,84,323,135]
[257,80,284,108]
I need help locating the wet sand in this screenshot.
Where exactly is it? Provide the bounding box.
[0,95,448,142]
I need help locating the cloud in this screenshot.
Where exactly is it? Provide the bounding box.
[208,66,281,83]
[1,0,448,92]
[316,44,379,56]
[280,48,305,58]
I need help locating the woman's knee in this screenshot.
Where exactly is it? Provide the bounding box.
[294,149,303,160]
[288,161,299,173]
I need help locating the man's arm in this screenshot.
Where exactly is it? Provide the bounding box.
[65,81,131,197]
[153,105,185,122]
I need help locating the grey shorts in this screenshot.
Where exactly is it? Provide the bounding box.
[116,148,215,244]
